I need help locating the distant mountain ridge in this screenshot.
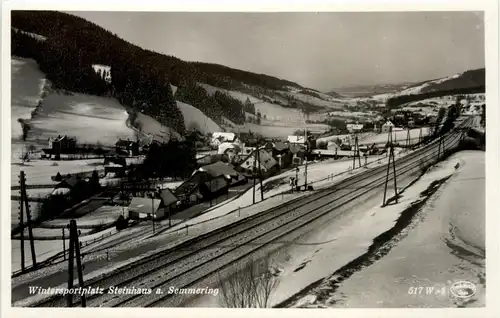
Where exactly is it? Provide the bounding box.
[328,81,417,97]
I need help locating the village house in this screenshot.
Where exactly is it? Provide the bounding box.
[381,120,395,133]
[287,135,307,145]
[159,188,179,219]
[48,135,77,154]
[217,142,243,163]
[263,142,291,169]
[346,123,364,133]
[115,139,139,156]
[127,197,162,220]
[104,155,127,176]
[327,140,341,151]
[175,161,244,205]
[238,148,278,177]
[211,132,239,148]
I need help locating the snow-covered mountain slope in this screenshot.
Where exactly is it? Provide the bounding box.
[11,56,48,140]
[177,101,221,134]
[199,83,306,123]
[371,69,484,101]
[28,91,135,146]
[10,56,213,149]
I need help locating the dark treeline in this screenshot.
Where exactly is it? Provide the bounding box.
[135,133,199,180]
[386,85,486,109]
[11,11,307,133]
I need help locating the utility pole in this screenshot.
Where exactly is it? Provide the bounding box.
[304,127,308,189]
[406,128,411,148]
[67,220,86,307]
[20,171,36,269]
[62,228,66,260]
[67,224,74,307]
[382,129,398,206]
[352,134,361,169]
[151,194,155,234]
[252,147,257,204]
[419,127,423,145]
[256,143,264,201]
[18,173,25,272]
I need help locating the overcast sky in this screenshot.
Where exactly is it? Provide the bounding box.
[69,11,484,91]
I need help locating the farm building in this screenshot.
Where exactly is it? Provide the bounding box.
[263,142,291,169]
[175,161,245,204]
[287,135,307,145]
[346,123,364,133]
[159,188,179,217]
[381,120,395,133]
[115,139,139,156]
[327,141,341,151]
[211,132,239,147]
[45,135,77,156]
[128,197,163,220]
[55,176,83,190]
[238,148,278,176]
[104,156,127,176]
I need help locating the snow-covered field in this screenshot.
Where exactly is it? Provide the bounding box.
[371,73,462,101]
[200,83,306,123]
[234,123,330,139]
[11,56,47,141]
[135,111,181,142]
[28,91,135,146]
[12,227,93,239]
[11,226,117,273]
[277,90,345,109]
[41,205,127,229]
[10,158,105,229]
[360,127,432,145]
[177,101,221,134]
[316,132,374,144]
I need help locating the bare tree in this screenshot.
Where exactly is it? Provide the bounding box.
[218,256,279,308]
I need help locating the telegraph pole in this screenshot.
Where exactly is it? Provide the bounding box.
[67,224,75,307]
[406,128,411,148]
[352,134,361,169]
[256,143,264,201]
[20,171,36,269]
[382,129,398,206]
[304,127,308,189]
[62,228,66,260]
[151,194,155,233]
[18,173,25,272]
[67,220,86,307]
[252,146,257,204]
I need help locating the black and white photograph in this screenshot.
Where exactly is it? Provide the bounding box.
[3,1,498,314]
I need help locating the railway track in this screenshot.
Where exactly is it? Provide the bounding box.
[28,118,471,308]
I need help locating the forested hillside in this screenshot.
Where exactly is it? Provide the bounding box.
[11,11,309,135]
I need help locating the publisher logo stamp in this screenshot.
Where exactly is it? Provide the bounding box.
[449,281,476,299]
